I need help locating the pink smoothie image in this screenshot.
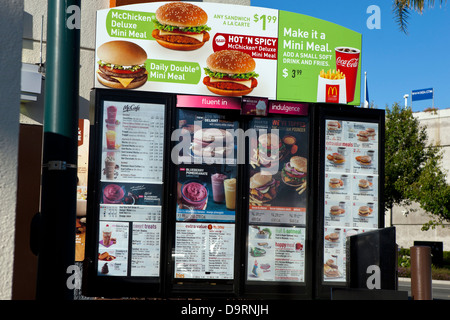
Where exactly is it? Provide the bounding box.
[107,106,117,122]
[181,181,208,210]
[103,184,124,204]
[211,173,227,203]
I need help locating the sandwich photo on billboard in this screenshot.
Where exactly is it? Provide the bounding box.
[281,156,307,188]
[203,50,259,96]
[152,2,211,51]
[97,40,148,89]
[249,172,280,205]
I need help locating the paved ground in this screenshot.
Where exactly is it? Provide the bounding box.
[398,277,450,300]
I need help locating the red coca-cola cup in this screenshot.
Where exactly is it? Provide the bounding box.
[335,47,360,103]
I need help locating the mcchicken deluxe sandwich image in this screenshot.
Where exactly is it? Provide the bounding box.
[152,2,211,51]
[203,50,259,96]
[249,172,280,204]
[97,41,148,89]
[281,156,307,188]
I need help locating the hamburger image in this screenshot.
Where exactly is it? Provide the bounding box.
[152,2,211,51]
[281,156,307,187]
[357,130,369,142]
[249,172,280,204]
[325,232,339,242]
[329,205,344,216]
[97,41,148,89]
[329,178,343,189]
[257,133,288,165]
[327,121,341,131]
[366,127,376,136]
[358,205,371,217]
[324,259,340,278]
[332,153,345,164]
[192,128,234,157]
[203,50,259,96]
[358,179,370,189]
[357,155,372,166]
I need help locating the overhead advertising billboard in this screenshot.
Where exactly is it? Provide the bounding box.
[94,2,362,105]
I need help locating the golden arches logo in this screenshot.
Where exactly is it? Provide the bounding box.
[327,86,338,96]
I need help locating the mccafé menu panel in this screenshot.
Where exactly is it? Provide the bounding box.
[96,100,165,277]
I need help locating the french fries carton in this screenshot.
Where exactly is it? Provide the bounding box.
[317,69,347,104]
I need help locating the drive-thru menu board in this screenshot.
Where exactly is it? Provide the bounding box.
[246,116,308,282]
[173,108,238,279]
[322,119,379,282]
[97,101,165,277]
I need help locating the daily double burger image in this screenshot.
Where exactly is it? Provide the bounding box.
[152,2,211,51]
[281,156,307,187]
[203,50,259,96]
[97,41,148,89]
[249,172,280,204]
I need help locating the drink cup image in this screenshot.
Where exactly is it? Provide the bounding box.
[335,47,360,103]
[105,119,116,131]
[105,154,116,180]
[224,178,236,210]
[106,130,116,149]
[102,224,112,247]
[107,106,117,122]
[211,173,227,203]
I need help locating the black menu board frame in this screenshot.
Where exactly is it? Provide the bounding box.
[313,103,385,300]
[241,110,314,300]
[164,105,244,298]
[83,89,174,298]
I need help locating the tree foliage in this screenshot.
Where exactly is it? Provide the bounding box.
[393,0,448,34]
[385,103,450,229]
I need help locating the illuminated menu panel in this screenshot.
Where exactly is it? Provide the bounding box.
[322,119,379,283]
[97,101,165,277]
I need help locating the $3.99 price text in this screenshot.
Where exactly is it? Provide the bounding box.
[282,68,303,78]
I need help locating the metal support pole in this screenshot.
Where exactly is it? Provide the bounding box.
[410,246,432,300]
[36,0,80,300]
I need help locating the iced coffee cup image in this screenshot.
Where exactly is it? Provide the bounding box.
[102,184,125,204]
[180,181,208,210]
[104,152,116,180]
[335,47,360,103]
[224,178,236,211]
[101,224,113,247]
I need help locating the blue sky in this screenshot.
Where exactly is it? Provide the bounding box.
[251,0,450,112]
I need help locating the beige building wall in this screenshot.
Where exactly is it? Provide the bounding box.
[0,0,23,300]
[387,108,450,251]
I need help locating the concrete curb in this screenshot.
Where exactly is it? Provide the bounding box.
[398,277,450,285]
